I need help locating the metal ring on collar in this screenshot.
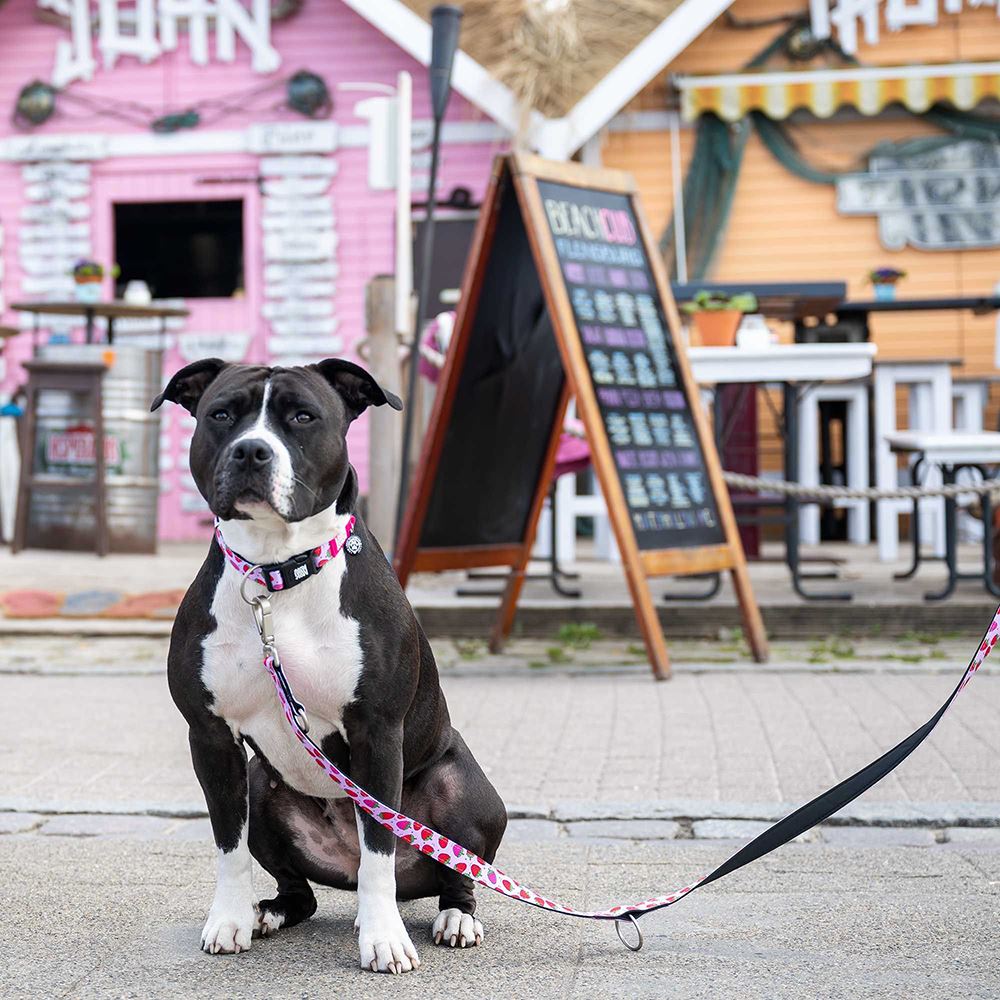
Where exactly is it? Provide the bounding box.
[240,564,266,605]
[614,914,643,952]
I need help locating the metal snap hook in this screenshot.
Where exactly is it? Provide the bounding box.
[614,914,643,952]
[251,597,274,646]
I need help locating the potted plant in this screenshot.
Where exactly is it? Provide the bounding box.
[869,266,906,302]
[682,290,759,347]
[70,259,119,304]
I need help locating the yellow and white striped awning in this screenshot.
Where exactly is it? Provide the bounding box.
[674,61,1000,123]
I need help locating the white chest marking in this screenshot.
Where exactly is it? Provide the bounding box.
[201,509,363,799]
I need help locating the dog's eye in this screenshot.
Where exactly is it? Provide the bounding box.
[211,409,230,422]
[292,411,314,424]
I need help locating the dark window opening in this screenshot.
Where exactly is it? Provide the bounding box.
[114,199,244,299]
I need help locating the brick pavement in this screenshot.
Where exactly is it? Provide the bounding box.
[1,636,997,822]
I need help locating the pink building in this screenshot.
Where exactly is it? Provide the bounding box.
[0,0,509,540]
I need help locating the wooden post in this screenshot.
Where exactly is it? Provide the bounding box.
[365,275,402,550]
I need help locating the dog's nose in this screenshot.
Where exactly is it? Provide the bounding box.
[231,439,273,469]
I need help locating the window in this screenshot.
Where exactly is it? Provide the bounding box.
[114,199,244,299]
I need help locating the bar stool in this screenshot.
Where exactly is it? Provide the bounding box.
[797,381,870,545]
[13,359,109,556]
[873,359,955,562]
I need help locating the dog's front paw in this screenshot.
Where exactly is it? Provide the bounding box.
[201,898,258,955]
[355,906,420,974]
[432,908,483,948]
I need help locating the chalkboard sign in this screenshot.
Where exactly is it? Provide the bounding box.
[419,174,565,550]
[536,180,724,552]
[395,154,766,679]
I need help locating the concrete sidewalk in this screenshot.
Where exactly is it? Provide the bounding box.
[4,834,999,999]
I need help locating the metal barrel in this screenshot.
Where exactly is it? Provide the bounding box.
[28,344,162,553]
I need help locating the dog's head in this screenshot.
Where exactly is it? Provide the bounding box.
[152,358,402,522]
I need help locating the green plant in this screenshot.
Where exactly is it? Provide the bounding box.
[546,646,570,664]
[556,622,602,649]
[71,259,120,281]
[682,290,758,315]
[869,267,906,286]
[455,639,484,661]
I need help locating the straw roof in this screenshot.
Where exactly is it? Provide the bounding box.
[402,1,685,119]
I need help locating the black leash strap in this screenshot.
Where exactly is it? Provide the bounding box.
[650,606,998,913]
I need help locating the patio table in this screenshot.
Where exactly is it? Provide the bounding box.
[11,300,189,350]
[886,431,1000,601]
[688,343,878,600]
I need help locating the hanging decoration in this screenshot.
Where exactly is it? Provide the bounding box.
[13,80,58,127]
[286,70,332,119]
[11,69,331,132]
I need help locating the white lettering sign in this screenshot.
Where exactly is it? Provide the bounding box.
[39,0,279,86]
[811,0,998,54]
[837,140,1000,249]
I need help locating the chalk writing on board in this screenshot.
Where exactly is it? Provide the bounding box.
[538,180,724,550]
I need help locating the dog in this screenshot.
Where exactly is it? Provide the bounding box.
[153,357,507,974]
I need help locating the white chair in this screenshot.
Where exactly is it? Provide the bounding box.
[797,381,869,545]
[873,360,954,562]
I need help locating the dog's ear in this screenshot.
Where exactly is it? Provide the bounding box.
[312,358,403,422]
[151,358,227,414]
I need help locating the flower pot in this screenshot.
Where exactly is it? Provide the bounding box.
[873,283,897,302]
[692,309,742,347]
[73,281,102,304]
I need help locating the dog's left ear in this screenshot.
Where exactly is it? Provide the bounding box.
[312,358,403,421]
[151,358,227,414]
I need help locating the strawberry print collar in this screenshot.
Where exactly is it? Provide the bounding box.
[215,515,357,593]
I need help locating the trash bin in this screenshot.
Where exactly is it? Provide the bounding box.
[27,344,162,553]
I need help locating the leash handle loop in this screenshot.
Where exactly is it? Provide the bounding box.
[614,914,644,952]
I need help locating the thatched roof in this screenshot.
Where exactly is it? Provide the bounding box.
[402,1,685,119]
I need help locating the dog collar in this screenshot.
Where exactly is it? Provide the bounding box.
[214,515,357,593]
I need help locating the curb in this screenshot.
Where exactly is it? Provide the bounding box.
[4,798,999,828]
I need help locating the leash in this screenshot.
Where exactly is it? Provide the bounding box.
[231,538,997,953]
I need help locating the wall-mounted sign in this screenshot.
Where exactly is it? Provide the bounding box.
[837,140,1000,250]
[811,0,997,56]
[39,0,280,87]
[248,122,337,155]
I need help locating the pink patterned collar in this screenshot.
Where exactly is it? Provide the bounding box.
[215,515,357,593]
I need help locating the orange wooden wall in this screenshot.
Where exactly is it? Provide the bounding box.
[601,1,1000,464]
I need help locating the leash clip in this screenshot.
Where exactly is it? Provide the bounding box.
[251,596,274,646]
[614,914,643,953]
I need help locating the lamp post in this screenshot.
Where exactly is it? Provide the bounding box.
[393,4,462,550]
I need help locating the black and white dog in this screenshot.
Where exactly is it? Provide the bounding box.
[153,358,507,974]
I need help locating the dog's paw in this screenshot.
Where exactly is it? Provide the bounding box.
[432,908,483,948]
[355,907,420,974]
[201,899,258,955]
[255,904,285,937]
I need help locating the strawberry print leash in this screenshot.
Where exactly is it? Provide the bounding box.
[238,551,999,952]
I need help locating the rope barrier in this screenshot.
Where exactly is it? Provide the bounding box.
[721,471,1000,503]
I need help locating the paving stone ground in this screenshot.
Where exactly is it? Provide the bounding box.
[3,633,999,997]
[2,635,997,821]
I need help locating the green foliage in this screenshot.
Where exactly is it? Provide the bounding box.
[681,290,758,315]
[555,622,602,649]
[455,639,484,661]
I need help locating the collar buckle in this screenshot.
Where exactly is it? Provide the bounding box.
[277,551,315,590]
